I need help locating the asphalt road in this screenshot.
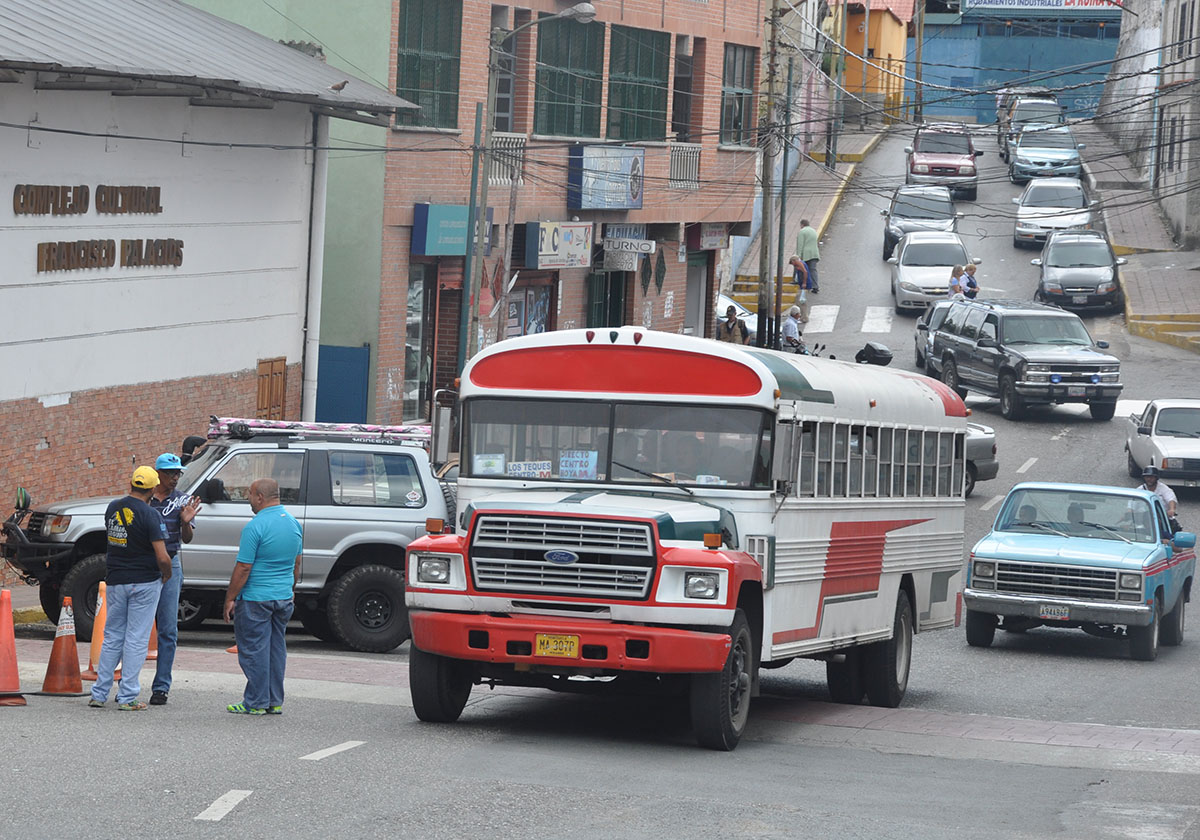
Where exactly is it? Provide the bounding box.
[5,130,1200,838]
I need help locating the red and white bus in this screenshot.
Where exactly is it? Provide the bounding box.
[406,327,967,749]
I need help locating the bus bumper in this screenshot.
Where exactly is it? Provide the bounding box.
[409,610,732,673]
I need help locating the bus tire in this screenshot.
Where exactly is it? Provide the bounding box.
[825,649,865,704]
[863,593,912,708]
[409,645,473,723]
[965,609,997,647]
[690,609,753,751]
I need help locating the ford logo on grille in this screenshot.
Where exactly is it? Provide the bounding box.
[544,549,579,565]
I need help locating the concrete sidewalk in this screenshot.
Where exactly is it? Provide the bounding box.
[732,126,889,309]
[1075,122,1200,353]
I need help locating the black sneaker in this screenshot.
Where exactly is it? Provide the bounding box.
[149,691,168,706]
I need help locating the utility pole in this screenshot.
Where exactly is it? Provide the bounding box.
[861,0,871,128]
[913,0,925,123]
[756,0,780,347]
[774,54,794,351]
[829,0,848,169]
[456,102,483,375]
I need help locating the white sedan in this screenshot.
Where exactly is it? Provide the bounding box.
[1125,399,1200,486]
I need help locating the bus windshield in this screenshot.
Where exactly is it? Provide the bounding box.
[464,398,772,488]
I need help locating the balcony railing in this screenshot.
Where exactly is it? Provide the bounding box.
[669,142,702,190]
[489,132,525,186]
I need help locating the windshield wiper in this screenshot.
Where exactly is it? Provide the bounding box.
[1025,521,1071,537]
[1078,521,1133,543]
[612,460,694,495]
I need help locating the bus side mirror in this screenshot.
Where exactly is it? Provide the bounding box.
[772,422,798,485]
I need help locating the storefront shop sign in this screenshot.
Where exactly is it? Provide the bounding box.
[411,204,493,256]
[698,223,729,250]
[525,222,593,269]
[603,223,646,241]
[567,146,644,210]
[606,238,656,254]
[602,249,639,272]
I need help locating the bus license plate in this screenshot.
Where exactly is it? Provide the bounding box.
[1067,385,1085,397]
[1040,605,1070,620]
[535,634,580,658]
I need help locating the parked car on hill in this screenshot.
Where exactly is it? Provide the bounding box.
[1000,97,1066,161]
[881,184,959,260]
[1008,123,1085,183]
[1031,229,1125,312]
[905,123,983,200]
[1012,178,1095,248]
[888,231,980,314]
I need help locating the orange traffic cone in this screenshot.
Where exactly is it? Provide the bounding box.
[226,644,238,654]
[41,596,83,695]
[83,582,119,681]
[146,620,158,661]
[0,590,27,706]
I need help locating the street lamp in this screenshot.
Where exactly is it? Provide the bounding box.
[458,3,597,372]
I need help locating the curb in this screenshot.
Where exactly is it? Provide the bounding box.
[815,128,889,242]
[12,607,47,624]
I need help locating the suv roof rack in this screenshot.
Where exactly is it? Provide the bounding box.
[207,416,431,448]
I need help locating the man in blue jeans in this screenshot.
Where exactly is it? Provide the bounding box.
[148,452,201,706]
[89,467,172,711]
[223,478,303,715]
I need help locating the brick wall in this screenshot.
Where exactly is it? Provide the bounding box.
[0,363,300,507]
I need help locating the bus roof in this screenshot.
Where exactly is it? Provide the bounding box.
[461,327,966,424]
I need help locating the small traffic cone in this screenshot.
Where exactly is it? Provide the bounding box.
[41,596,83,695]
[82,582,118,681]
[0,590,27,706]
[146,620,158,661]
[226,644,238,654]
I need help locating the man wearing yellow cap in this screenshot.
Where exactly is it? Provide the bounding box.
[88,467,173,711]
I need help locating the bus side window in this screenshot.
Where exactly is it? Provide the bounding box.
[922,432,937,496]
[952,432,965,496]
[877,428,892,497]
[893,430,908,497]
[937,432,954,496]
[833,424,849,497]
[905,431,922,496]
[816,421,833,496]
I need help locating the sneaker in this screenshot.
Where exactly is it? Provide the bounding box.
[117,701,148,711]
[87,698,105,708]
[149,692,168,706]
[227,702,266,715]
[266,706,283,715]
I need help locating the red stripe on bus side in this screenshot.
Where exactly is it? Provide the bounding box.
[772,519,930,645]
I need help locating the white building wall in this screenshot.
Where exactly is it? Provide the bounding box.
[0,76,314,401]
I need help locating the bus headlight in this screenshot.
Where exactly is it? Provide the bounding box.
[417,556,451,584]
[685,572,720,600]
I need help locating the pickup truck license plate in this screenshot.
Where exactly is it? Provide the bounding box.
[535,633,580,658]
[1071,295,1088,304]
[1039,605,1070,620]
[1067,385,1086,397]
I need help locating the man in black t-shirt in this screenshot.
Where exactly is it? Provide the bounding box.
[88,466,172,711]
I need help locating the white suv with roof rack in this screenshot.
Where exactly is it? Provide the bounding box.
[2,416,449,653]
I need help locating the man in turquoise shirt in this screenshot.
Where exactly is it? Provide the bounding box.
[223,478,303,715]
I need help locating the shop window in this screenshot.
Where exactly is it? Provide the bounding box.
[395,0,462,129]
[506,285,554,338]
[720,44,757,145]
[534,16,605,137]
[607,26,670,141]
[672,39,694,142]
[586,273,627,327]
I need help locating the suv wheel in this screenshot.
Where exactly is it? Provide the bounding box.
[999,374,1025,420]
[1089,401,1117,421]
[39,581,62,624]
[941,360,968,400]
[327,564,410,653]
[59,553,107,642]
[177,598,210,631]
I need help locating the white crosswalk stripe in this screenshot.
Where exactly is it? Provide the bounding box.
[860,306,894,333]
[802,304,840,334]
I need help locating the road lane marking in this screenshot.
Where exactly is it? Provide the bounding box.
[980,494,1005,511]
[299,740,365,761]
[195,790,252,822]
[860,306,893,333]
[1016,457,1037,474]
[802,304,839,334]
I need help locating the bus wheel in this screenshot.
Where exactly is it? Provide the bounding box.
[690,609,753,751]
[409,645,473,723]
[863,593,912,708]
[965,610,997,647]
[825,649,865,704]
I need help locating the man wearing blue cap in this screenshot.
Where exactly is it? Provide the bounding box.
[147,452,201,705]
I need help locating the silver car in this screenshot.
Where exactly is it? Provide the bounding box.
[965,422,999,498]
[881,185,959,260]
[1008,123,1085,183]
[914,299,953,370]
[1012,178,1094,248]
[1031,230,1125,311]
[889,231,980,314]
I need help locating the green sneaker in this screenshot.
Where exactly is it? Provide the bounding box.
[226,702,266,715]
[266,706,283,715]
[87,699,105,708]
[117,701,148,711]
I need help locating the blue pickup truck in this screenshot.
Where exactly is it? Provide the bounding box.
[963,481,1195,661]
